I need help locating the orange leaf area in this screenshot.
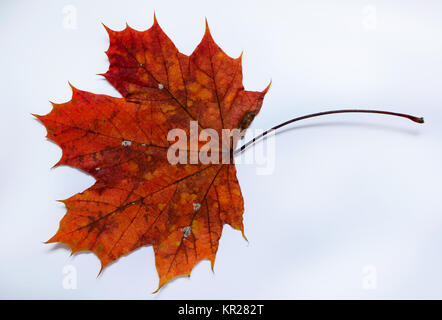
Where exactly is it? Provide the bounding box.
[36,15,269,291]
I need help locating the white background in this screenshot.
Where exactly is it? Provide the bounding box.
[1,0,442,299]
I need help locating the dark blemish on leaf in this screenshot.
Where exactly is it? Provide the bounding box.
[238,111,257,131]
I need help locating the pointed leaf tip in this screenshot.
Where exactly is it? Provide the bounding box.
[263,80,272,94]
[204,17,212,37]
[97,264,105,278]
[241,229,248,242]
[152,285,161,294]
[102,23,113,34]
[67,81,76,91]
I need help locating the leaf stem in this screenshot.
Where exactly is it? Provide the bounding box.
[234,109,424,155]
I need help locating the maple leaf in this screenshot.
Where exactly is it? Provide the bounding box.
[36,16,269,291]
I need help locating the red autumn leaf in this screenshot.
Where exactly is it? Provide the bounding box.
[36,16,269,291]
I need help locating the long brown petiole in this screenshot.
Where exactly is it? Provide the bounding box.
[234,109,424,155]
